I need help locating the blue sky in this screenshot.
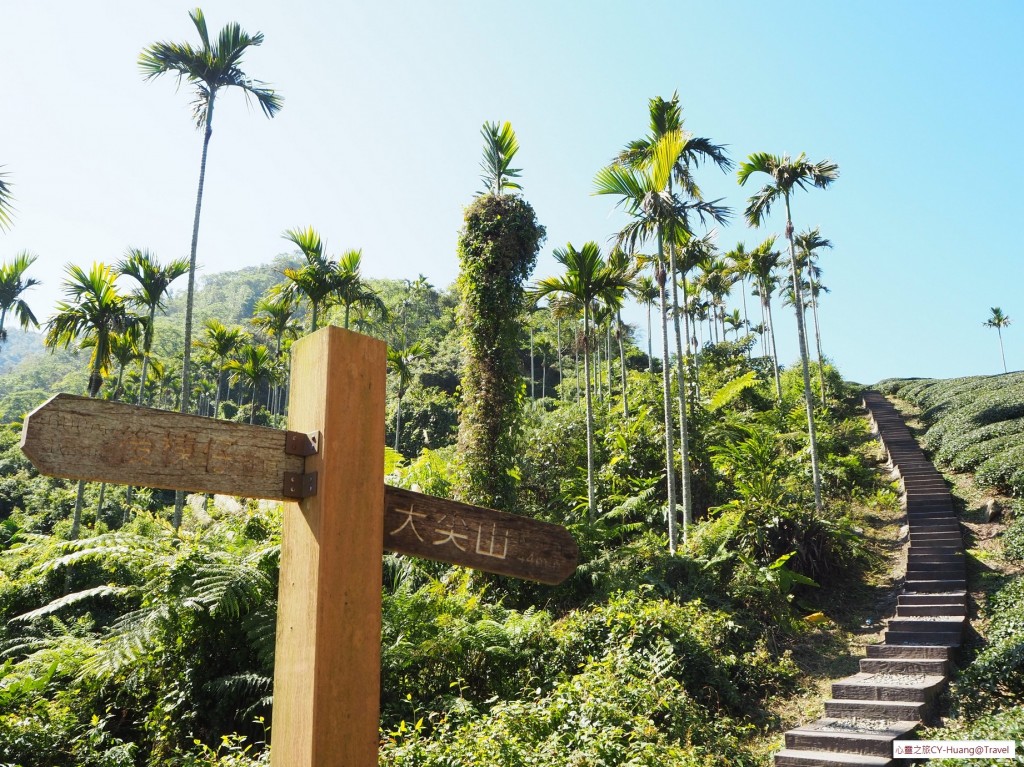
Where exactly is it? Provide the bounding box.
[2,1,1022,383]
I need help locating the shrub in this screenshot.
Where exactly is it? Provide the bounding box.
[951,576,1024,717]
[1003,506,1024,562]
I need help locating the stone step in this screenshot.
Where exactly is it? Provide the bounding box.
[775,747,894,767]
[882,630,962,647]
[898,592,966,606]
[824,697,928,721]
[860,657,949,675]
[785,718,918,758]
[896,603,966,617]
[832,672,946,703]
[866,643,952,660]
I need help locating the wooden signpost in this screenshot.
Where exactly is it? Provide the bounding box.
[20,326,578,767]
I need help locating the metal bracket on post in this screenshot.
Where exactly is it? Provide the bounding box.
[283,431,320,498]
[283,470,318,498]
[285,431,319,457]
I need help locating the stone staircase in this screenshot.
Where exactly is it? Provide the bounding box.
[774,391,968,767]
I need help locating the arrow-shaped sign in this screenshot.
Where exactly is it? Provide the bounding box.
[21,394,577,585]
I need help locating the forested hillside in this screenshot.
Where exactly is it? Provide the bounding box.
[0,249,899,766]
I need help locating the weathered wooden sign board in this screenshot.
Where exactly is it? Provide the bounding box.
[23,396,576,584]
[20,327,579,766]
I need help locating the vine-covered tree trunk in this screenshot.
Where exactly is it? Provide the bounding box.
[454,194,544,510]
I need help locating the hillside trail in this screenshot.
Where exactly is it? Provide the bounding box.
[774,391,969,767]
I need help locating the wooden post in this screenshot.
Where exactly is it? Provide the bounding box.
[272,327,386,767]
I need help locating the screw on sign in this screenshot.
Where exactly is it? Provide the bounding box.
[21,326,578,767]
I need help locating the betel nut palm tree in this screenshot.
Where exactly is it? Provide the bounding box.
[595,128,729,552]
[738,152,839,515]
[0,251,40,346]
[280,226,348,332]
[140,8,282,417]
[387,341,426,453]
[609,94,732,544]
[45,263,133,538]
[197,318,246,418]
[531,242,630,524]
[116,248,189,405]
[984,307,1011,373]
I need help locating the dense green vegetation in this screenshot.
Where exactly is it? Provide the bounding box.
[0,251,886,765]
[880,376,1024,764]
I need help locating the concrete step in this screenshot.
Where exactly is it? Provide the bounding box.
[824,697,928,721]
[898,592,966,606]
[832,672,946,703]
[785,718,918,758]
[896,603,966,617]
[866,643,952,660]
[775,747,894,766]
[860,657,949,675]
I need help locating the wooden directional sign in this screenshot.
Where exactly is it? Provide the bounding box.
[21,327,579,767]
[21,394,578,585]
[384,486,576,585]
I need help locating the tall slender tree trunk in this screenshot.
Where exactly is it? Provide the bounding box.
[810,287,827,405]
[764,289,783,402]
[541,347,547,399]
[582,303,597,524]
[646,302,653,373]
[998,328,1007,373]
[682,275,700,402]
[395,394,402,451]
[174,92,217,530]
[574,329,581,406]
[784,197,823,514]
[606,321,613,408]
[740,275,750,357]
[555,316,562,398]
[617,310,628,419]
[656,251,678,554]
[668,244,692,541]
[530,324,535,399]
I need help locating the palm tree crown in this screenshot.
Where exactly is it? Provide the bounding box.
[479,121,522,196]
[0,251,41,344]
[0,168,14,232]
[116,248,189,404]
[45,264,132,398]
[139,8,282,128]
[738,153,839,229]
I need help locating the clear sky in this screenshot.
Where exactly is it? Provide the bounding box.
[2,1,1022,384]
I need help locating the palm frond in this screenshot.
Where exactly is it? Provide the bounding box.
[12,585,129,623]
[478,120,522,195]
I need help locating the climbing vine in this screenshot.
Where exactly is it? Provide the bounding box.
[454,192,544,510]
